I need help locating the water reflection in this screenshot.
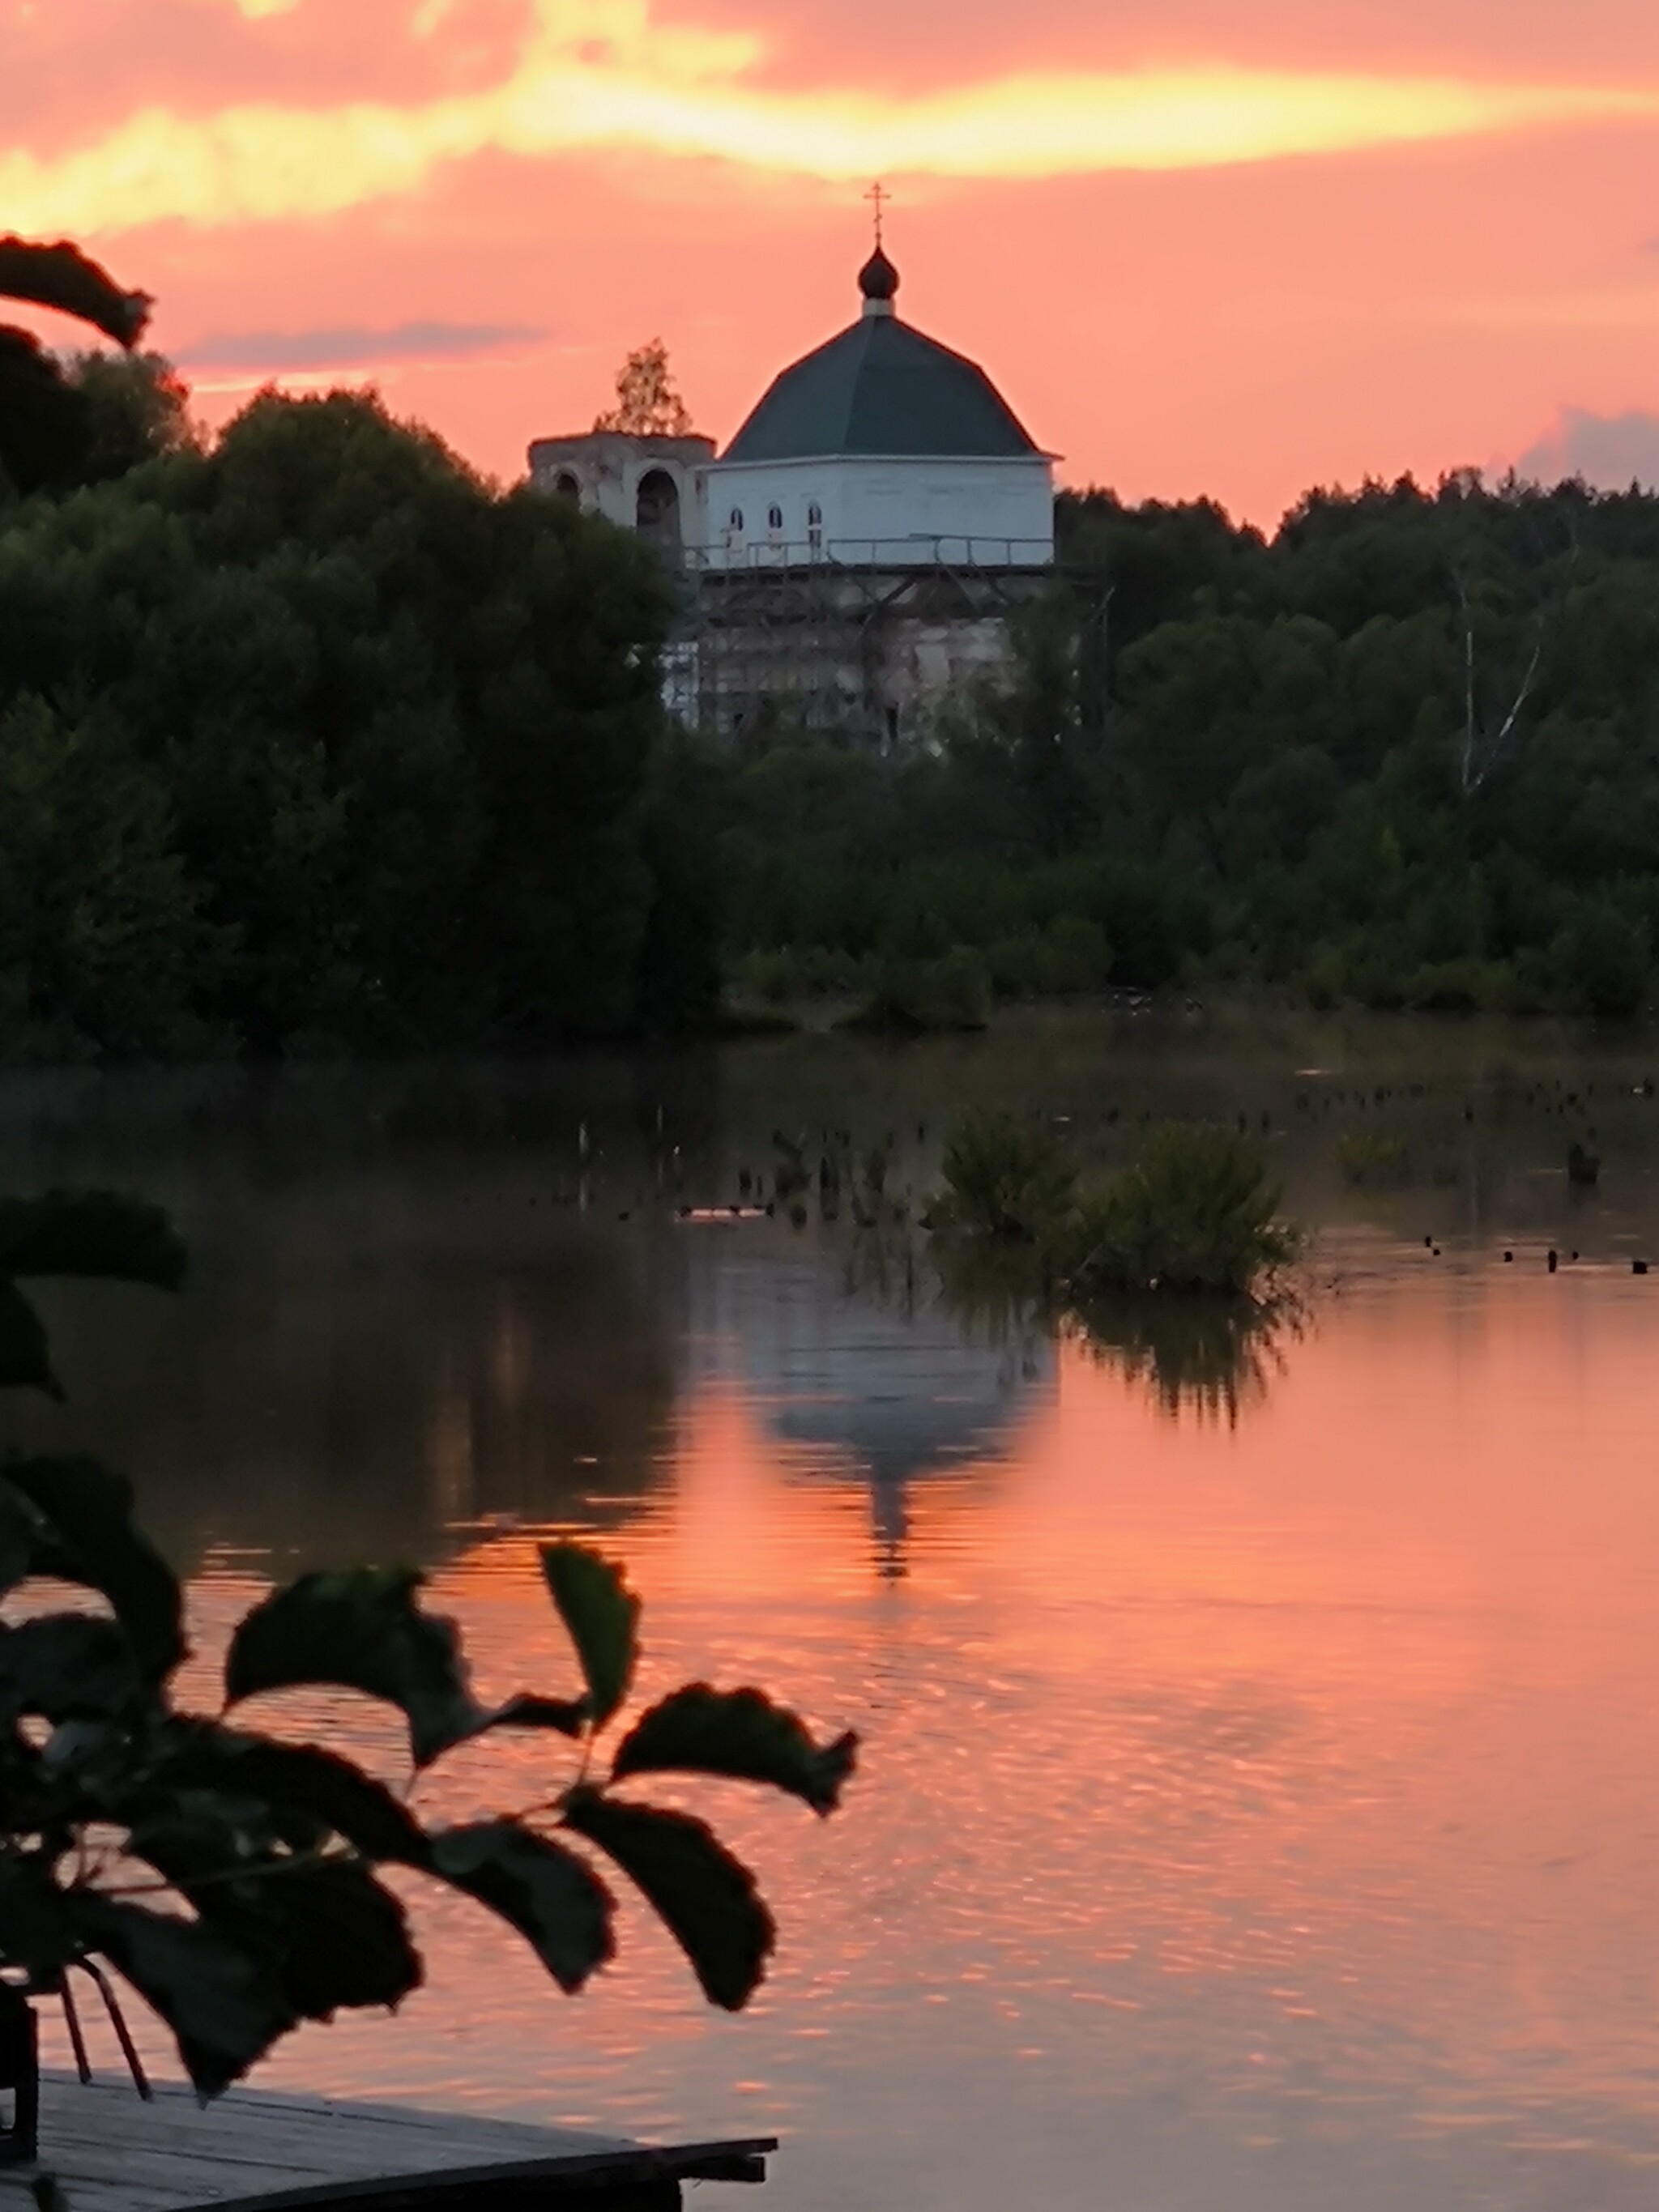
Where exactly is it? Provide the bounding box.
[15,1023,1659,2212]
[1067,1289,1307,1424]
[931,1232,1303,1425]
[671,1225,1055,1579]
[15,1189,675,1571]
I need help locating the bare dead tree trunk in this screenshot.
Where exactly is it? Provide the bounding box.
[1454,571,1546,799]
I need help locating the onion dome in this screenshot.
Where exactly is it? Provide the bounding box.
[858,245,900,309]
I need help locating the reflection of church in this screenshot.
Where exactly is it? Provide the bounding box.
[528,228,1058,743]
[669,1235,1056,1575]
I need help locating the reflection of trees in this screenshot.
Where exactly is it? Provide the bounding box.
[930,1232,1303,1425]
[1066,1288,1305,1425]
[928,1231,1052,1355]
[21,1200,674,1573]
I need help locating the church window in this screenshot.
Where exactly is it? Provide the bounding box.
[807,501,823,552]
[726,506,744,552]
[767,504,783,531]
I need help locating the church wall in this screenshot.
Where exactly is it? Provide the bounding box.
[698,454,1052,569]
[685,564,1052,744]
[527,431,713,543]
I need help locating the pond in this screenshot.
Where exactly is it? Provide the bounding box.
[14,1008,1659,2211]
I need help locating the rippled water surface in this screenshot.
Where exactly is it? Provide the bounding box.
[18,1012,1659,2210]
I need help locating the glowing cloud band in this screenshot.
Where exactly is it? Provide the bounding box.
[2,56,1650,236]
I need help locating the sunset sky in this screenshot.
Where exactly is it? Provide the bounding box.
[8,0,1659,523]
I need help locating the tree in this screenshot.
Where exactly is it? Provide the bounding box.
[0,388,676,1053]
[0,239,152,495]
[983,586,1107,859]
[594,340,695,437]
[0,1191,856,2120]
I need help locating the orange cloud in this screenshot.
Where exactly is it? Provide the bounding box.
[2,0,1652,236]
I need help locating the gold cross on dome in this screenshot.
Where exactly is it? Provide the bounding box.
[865,180,889,246]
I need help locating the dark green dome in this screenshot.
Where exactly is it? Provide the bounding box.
[722,304,1040,464]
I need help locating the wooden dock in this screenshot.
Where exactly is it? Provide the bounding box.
[3,2077,774,2212]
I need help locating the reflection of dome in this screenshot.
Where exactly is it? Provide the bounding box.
[676,1245,1055,1486]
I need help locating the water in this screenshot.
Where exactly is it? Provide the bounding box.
[15,1012,1659,2209]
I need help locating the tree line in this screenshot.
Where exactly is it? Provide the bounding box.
[0,241,720,1057]
[6,235,1659,1053]
[717,472,1659,1018]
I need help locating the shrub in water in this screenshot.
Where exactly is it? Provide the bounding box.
[936,1107,1077,1241]
[842,948,990,1034]
[1064,1124,1301,1296]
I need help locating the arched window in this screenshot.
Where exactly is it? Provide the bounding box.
[725,505,745,554]
[729,507,744,530]
[767,505,783,531]
[806,501,823,552]
[553,471,581,503]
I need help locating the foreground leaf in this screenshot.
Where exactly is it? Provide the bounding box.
[561,1792,774,2010]
[0,239,152,348]
[0,1279,59,1397]
[611,1686,858,1817]
[0,1477,41,1595]
[539,1542,639,1728]
[195,1860,422,2023]
[0,1615,140,1724]
[225,1567,478,1767]
[481,1692,589,1740]
[430,1822,615,1994]
[0,1191,186,1289]
[75,1896,294,2097]
[156,1726,427,1864]
[7,1456,184,1679]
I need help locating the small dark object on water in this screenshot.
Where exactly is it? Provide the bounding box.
[1432,1246,1442,1257]
[1572,1249,1580,1260]
[1503,1250,1513,1263]
[1424,1234,1434,1248]
[1548,1248,1559,1272]
[1463,1106,1475,1123]
[789,1202,808,1228]
[616,1210,630,1222]
[1644,1076,1656,1098]
[1567,1137,1601,1187]
[1636,1259,1651,1276]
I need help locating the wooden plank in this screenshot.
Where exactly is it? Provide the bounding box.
[2,2079,774,2212]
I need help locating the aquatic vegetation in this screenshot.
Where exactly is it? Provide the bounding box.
[935,1114,1300,1301]
[1337,1130,1414,1187]
[0,1190,855,2108]
[1063,1124,1303,1297]
[839,948,991,1034]
[934,1106,1078,1241]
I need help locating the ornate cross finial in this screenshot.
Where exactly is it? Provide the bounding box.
[865,180,889,247]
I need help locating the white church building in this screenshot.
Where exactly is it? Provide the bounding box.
[529,238,1058,738]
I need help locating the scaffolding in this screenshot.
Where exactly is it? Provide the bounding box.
[668,541,1057,744]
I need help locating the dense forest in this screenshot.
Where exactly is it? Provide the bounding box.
[718,476,1659,1021]
[4,241,1659,1055]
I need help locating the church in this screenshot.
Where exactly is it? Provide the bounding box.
[528,230,1057,741]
